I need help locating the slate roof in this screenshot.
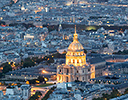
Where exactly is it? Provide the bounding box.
[6,72,55,78]
[89,56,106,64]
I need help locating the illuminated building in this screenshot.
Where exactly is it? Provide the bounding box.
[58,23,62,32]
[57,27,95,83]
[21,2,25,11]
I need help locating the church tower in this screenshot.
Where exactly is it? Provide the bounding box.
[58,23,62,32]
[57,26,95,83]
[21,2,25,11]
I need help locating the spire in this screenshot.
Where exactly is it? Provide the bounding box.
[73,25,78,42]
[75,25,76,34]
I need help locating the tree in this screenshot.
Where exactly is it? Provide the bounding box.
[62,50,67,54]
[23,61,35,68]
[111,89,121,97]
[29,79,36,84]
[35,91,42,96]
[52,52,61,58]
[47,58,54,63]
[91,51,97,53]
[17,83,22,87]
[37,76,45,83]
[42,86,56,100]
[103,44,108,48]
[29,91,42,100]
[23,58,35,68]
[2,63,12,74]
[124,88,128,94]
[102,93,109,98]
[0,73,3,78]
[84,49,87,54]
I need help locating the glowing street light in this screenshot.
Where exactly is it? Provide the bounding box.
[42,70,48,74]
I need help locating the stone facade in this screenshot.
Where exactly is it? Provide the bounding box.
[57,27,95,83]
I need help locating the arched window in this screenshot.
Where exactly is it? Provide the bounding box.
[66,77,68,82]
[77,59,79,63]
[73,59,75,63]
[69,59,71,63]
[83,77,84,81]
[59,76,61,81]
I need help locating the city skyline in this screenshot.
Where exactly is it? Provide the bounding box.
[0,0,128,100]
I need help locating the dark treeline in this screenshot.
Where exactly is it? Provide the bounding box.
[44,24,128,32]
[1,21,128,31]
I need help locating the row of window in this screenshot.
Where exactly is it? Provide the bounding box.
[68,52,84,56]
[68,59,85,64]
[77,76,90,81]
[59,75,90,82]
[59,68,92,73]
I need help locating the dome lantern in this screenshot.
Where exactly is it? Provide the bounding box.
[73,26,78,42]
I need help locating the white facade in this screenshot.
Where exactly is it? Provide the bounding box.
[21,84,31,100]
[2,85,31,100]
[0,91,3,98]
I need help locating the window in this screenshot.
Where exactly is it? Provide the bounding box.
[60,69,61,72]
[83,70,84,73]
[25,91,27,96]
[67,69,69,73]
[77,70,79,73]
[88,75,90,79]
[81,60,83,63]
[69,59,71,63]
[66,77,68,82]
[77,59,79,63]
[73,59,75,63]
[88,69,90,72]
[59,76,61,81]
[83,77,84,81]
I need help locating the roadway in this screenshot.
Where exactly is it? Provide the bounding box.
[31,84,56,99]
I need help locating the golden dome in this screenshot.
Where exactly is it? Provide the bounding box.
[68,41,84,51]
[68,26,84,51]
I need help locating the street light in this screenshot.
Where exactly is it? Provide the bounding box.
[42,70,48,74]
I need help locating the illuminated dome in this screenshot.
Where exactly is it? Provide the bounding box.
[66,26,86,66]
[68,27,84,51]
[68,41,84,51]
